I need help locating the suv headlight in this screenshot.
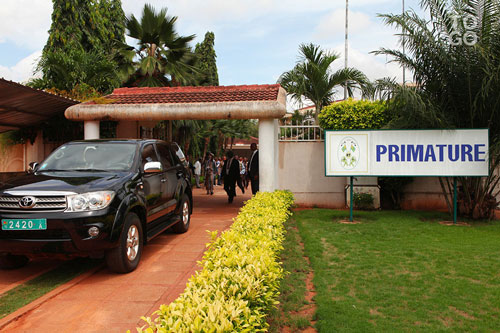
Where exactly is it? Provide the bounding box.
[66,191,115,212]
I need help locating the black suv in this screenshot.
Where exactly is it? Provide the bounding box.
[0,139,192,273]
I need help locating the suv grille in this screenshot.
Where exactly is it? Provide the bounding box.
[0,196,67,212]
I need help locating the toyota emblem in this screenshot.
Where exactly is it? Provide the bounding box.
[19,196,36,209]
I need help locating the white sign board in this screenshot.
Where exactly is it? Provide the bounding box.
[325,129,489,176]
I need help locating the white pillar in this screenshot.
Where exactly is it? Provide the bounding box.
[274,119,279,190]
[258,118,277,192]
[84,121,100,140]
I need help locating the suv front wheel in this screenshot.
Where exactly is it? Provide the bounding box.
[105,212,143,273]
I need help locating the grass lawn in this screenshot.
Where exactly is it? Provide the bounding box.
[280,209,500,332]
[0,258,99,319]
[268,216,314,332]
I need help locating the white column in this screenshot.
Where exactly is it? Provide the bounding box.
[274,119,279,190]
[84,121,100,140]
[258,118,276,192]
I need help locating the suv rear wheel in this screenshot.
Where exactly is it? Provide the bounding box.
[105,212,143,273]
[172,194,190,234]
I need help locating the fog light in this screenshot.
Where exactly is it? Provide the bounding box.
[88,226,100,237]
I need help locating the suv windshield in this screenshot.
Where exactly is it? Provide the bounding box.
[38,142,137,172]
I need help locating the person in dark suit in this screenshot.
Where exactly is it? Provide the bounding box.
[247,143,259,195]
[222,150,240,203]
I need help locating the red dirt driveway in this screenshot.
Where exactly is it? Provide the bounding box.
[0,185,251,332]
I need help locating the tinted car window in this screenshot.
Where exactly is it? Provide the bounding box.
[38,143,136,171]
[141,144,159,168]
[156,144,174,169]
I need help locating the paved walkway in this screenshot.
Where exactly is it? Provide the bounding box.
[1,185,251,332]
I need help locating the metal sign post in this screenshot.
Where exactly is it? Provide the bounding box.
[453,177,458,224]
[349,176,354,222]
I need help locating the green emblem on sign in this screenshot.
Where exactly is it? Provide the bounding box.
[338,137,360,170]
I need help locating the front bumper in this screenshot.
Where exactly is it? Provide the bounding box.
[0,208,118,256]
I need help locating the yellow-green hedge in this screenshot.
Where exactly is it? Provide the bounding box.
[318,98,389,130]
[138,190,294,332]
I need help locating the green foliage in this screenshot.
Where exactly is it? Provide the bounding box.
[194,32,219,86]
[353,192,374,209]
[375,0,500,219]
[174,119,257,159]
[139,190,294,332]
[37,0,125,93]
[118,4,198,87]
[278,43,368,121]
[318,98,390,130]
[44,0,125,55]
[30,49,121,94]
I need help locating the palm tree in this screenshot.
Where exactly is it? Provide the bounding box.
[117,4,198,87]
[278,43,368,122]
[362,77,399,101]
[374,0,500,219]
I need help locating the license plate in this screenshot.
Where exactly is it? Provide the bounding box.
[1,219,47,230]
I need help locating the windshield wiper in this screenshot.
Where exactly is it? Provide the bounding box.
[73,168,110,172]
[38,169,68,172]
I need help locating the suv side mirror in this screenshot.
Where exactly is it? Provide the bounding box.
[144,161,162,173]
[27,162,39,174]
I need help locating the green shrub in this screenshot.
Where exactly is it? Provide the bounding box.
[318,98,390,130]
[138,190,294,332]
[353,192,374,209]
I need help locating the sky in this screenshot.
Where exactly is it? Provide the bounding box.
[0,0,424,101]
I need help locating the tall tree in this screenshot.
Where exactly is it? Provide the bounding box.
[43,0,125,56]
[34,0,125,95]
[118,4,198,87]
[375,0,500,219]
[99,0,126,44]
[278,43,368,122]
[194,32,219,86]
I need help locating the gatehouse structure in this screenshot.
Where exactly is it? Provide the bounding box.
[65,84,287,192]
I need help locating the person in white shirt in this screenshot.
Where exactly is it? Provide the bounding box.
[194,158,202,188]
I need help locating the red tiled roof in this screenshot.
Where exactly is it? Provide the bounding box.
[86,84,282,105]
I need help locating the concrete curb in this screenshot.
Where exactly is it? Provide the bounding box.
[0,263,104,330]
[0,266,56,295]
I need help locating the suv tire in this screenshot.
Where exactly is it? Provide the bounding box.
[172,194,190,234]
[0,254,29,269]
[105,212,143,273]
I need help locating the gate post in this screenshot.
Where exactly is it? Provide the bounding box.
[259,118,277,192]
[84,121,100,139]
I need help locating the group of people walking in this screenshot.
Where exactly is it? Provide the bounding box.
[191,143,259,203]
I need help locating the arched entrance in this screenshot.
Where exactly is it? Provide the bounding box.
[65,84,287,192]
